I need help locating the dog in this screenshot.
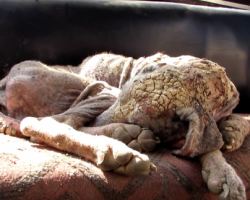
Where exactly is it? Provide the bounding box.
[0,53,248,200]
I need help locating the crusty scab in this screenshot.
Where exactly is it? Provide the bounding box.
[111,56,239,139]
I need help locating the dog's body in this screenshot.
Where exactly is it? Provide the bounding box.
[0,53,249,200]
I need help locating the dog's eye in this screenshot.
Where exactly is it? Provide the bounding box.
[140,63,165,74]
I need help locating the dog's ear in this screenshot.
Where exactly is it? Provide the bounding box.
[195,115,224,156]
[172,107,224,158]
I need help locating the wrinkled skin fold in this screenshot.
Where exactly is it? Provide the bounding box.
[0,53,249,200]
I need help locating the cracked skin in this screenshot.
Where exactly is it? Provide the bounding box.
[92,55,249,200]
[94,56,243,156]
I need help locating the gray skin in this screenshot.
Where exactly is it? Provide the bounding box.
[0,53,248,200]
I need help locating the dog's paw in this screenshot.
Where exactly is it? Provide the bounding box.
[202,153,246,200]
[219,114,249,152]
[112,124,160,152]
[0,112,22,137]
[96,136,157,175]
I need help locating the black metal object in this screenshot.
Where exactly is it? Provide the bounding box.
[0,0,249,112]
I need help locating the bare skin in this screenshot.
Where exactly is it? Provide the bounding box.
[0,53,249,200]
[94,57,244,154]
[93,56,249,200]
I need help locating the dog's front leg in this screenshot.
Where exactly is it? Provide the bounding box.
[200,150,245,200]
[20,117,156,176]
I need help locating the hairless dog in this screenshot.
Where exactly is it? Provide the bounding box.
[0,53,248,200]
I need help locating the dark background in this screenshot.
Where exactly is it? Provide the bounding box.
[0,0,249,113]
